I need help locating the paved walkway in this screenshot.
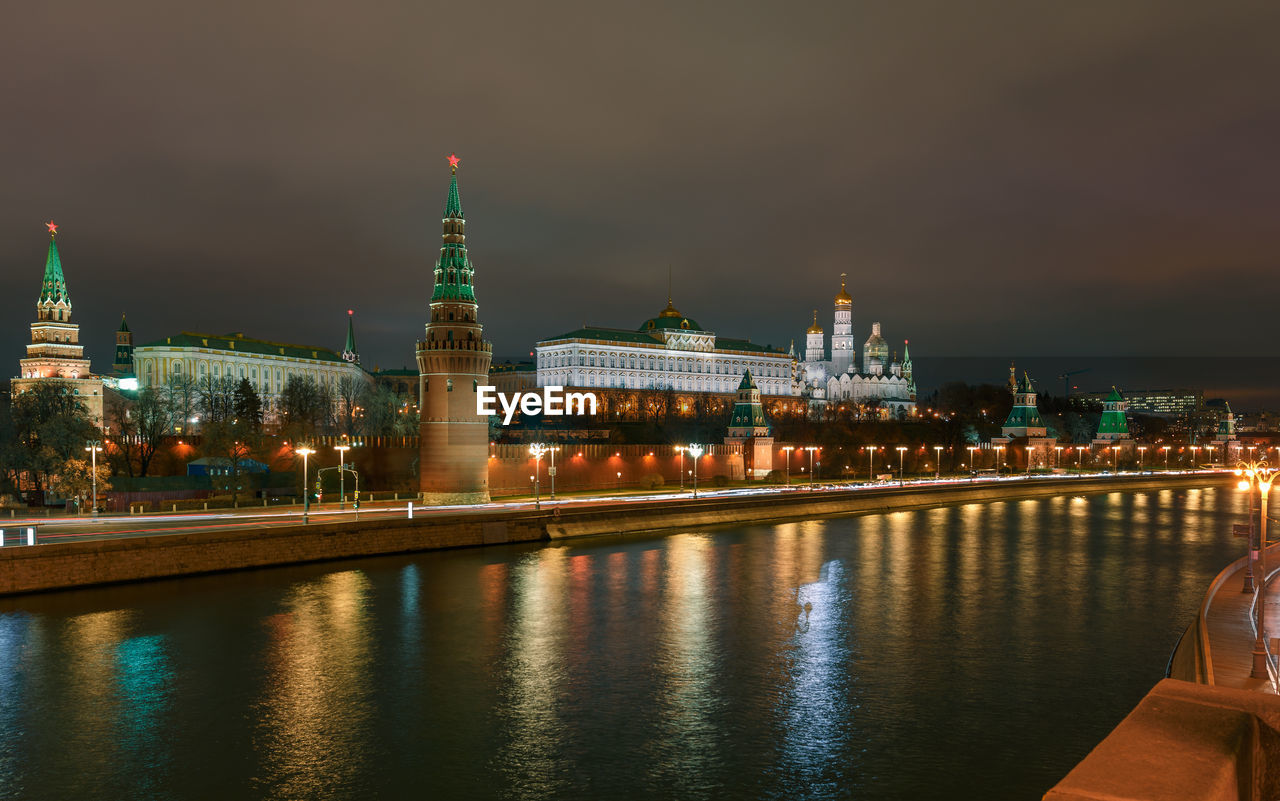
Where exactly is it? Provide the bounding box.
[1205,555,1280,693]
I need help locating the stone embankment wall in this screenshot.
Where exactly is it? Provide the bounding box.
[0,474,1224,597]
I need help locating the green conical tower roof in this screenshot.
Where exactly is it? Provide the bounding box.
[444,171,463,218]
[1105,386,1122,402]
[40,234,69,305]
[343,310,358,361]
[118,314,130,333]
[738,370,757,391]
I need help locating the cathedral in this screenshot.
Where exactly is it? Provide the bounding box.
[794,274,916,415]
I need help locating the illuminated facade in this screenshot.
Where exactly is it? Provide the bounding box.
[535,298,792,396]
[12,223,107,424]
[796,275,916,414]
[416,154,493,504]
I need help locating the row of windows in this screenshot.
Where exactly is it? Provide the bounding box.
[139,356,353,395]
[540,370,787,394]
[539,349,786,378]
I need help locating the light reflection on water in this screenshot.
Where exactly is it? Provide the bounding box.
[0,486,1249,800]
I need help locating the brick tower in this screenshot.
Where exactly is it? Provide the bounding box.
[416,154,493,504]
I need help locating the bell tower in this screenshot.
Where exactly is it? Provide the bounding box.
[416,154,493,504]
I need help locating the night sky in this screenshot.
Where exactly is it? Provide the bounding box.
[4,2,1279,397]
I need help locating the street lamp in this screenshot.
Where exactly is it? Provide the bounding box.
[1190,445,1200,468]
[1055,445,1064,470]
[676,446,686,491]
[296,446,315,523]
[1138,446,1147,471]
[1235,460,1278,679]
[1162,445,1171,470]
[896,445,907,486]
[1025,445,1033,476]
[995,445,1005,475]
[687,444,704,498]
[1206,444,1217,467]
[529,443,548,509]
[1111,445,1118,473]
[866,445,878,483]
[781,445,795,487]
[967,446,978,479]
[805,446,819,489]
[84,442,102,515]
[334,443,351,511]
[1076,446,1085,471]
[934,445,943,479]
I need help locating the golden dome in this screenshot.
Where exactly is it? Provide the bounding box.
[806,309,823,334]
[658,297,683,318]
[834,273,852,305]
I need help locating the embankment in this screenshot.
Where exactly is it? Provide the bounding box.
[0,473,1226,597]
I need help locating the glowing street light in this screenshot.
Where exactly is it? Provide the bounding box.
[1190,445,1200,468]
[1162,445,1171,470]
[1138,446,1147,471]
[995,445,1005,475]
[84,441,102,515]
[529,443,549,509]
[1076,446,1085,471]
[1235,460,1278,678]
[1055,445,1064,469]
[687,444,704,498]
[781,445,795,487]
[805,446,819,489]
[296,445,315,523]
[1111,445,1118,473]
[934,445,943,479]
[896,445,907,486]
[334,443,351,511]
[1206,444,1217,466]
[967,445,979,479]
[866,445,878,483]
[676,446,686,491]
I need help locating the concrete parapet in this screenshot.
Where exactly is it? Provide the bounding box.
[1046,679,1280,801]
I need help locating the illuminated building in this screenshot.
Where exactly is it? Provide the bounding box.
[723,371,774,479]
[990,366,1057,468]
[795,275,916,414]
[535,297,792,396]
[12,222,108,425]
[416,154,493,504]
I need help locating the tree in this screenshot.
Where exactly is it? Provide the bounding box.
[233,378,263,433]
[104,391,138,478]
[49,457,111,509]
[280,375,326,440]
[167,374,199,434]
[334,376,365,439]
[134,385,175,476]
[197,375,237,426]
[7,383,97,493]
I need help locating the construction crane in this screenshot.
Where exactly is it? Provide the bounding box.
[1058,368,1090,399]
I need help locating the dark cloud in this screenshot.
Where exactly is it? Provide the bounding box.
[3,1,1278,389]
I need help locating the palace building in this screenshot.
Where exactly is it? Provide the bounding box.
[535,297,792,396]
[12,222,109,425]
[133,312,369,419]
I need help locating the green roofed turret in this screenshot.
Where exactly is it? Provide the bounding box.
[40,236,68,306]
[1095,386,1132,440]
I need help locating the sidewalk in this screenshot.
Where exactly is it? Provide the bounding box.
[1204,557,1280,693]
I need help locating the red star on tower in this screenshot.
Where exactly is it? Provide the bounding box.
[447,153,460,172]
[45,220,58,236]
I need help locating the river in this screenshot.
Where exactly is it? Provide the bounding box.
[0,486,1246,799]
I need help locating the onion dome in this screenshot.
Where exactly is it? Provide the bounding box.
[807,309,823,334]
[641,296,702,331]
[834,273,852,306]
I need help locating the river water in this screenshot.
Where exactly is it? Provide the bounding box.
[0,486,1247,800]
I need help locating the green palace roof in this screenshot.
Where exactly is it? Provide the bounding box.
[539,327,785,355]
[137,332,349,364]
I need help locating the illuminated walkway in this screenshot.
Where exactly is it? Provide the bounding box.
[1204,554,1280,693]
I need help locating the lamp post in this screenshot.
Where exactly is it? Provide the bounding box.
[676,446,686,491]
[995,445,1005,475]
[529,440,550,509]
[84,442,102,515]
[1235,461,1278,679]
[782,445,795,487]
[334,443,350,511]
[934,445,943,479]
[549,446,558,500]
[1206,444,1217,467]
[687,444,704,498]
[1076,446,1085,471]
[1190,445,1200,468]
[896,445,907,486]
[1111,445,1118,473]
[805,446,819,489]
[1025,445,1033,476]
[866,445,878,483]
[1163,445,1171,470]
[1055,446,1064,470]
[297,446,315,523]
[967,446,978,480]
[1138,446,1147,471]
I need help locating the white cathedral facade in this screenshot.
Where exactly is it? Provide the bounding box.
[793,275,916,415]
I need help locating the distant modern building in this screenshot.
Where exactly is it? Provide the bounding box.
[12,222,108,425]
[724,371,774,480]
[1078,388,1202,419]
[535,297,792,396]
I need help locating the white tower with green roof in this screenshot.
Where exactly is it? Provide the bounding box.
[831,274,854,374]
[991,365,1057,469]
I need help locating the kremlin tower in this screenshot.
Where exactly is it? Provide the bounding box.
[831,273,854,374]
[416,154,493,504]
